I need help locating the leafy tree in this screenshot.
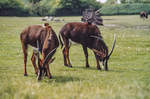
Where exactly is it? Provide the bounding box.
[81,0,102,10]
[56,0,102,15]
[0,0,28,16]
[120,0,126,3]
[0,0,102,16]
[25,0,41,4]
[38,0,59,16]
[56,0,82,15]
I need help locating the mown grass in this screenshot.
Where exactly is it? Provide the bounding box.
[0,15,150,99]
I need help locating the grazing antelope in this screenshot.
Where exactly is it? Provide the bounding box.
[140,11,148,19]
[59,9,116,70]
[20,23,59,80]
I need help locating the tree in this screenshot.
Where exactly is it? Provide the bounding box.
[57,0,82,15]
[120,0,126,3]
[56,0,102,16]
[24,0,42,15]
[26,0,41,4]
[0,0,28,16]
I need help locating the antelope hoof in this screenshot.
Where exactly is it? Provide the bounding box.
[103,66,108,71]
[104,68,108,71]
[37,77,42,81]
[86,65,90,68]
[37,71,42,81]
[68,65,72,68]
[24,73,28,76]
[37,75,42,81]
[49,76,52,79]
[97,67,101,70]
[64,63,68,66]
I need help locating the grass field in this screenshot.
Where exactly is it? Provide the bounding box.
[0,15,150,99]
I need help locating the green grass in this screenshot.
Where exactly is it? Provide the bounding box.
[0,15,150,99]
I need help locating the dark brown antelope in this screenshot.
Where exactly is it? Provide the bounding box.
[59,22,116,70]
[20,23,59,80]
[140,11,148,19]
[59,8,116,70]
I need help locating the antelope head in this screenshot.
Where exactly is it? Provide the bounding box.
[91,34,116,70]
[36,41,57,80]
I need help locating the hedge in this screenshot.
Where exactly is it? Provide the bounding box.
[101,3,150,15]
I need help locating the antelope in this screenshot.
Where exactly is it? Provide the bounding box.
[59,8,116,70]
[20,23,59,80]
[140,11,148,19]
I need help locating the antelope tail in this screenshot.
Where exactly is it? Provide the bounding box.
[59,34,64,49]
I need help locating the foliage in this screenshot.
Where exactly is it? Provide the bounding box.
[26,0,41,4]
[80,0,102,10]
[56,0,102,16]
[0,0,29,16]
[1,0,150,16]
[56,0,82,15]
[101,3,150,15]
[0,0,102,16]
[0,15,150,98]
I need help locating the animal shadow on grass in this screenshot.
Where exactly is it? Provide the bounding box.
[42,75,81,83]
[25,74,81,83]
[73,65,126,73]
[107,69,125,73]
[73,65,101,71]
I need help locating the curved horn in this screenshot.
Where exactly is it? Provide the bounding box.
[95,9,101,15]
[90,34,116,59]
[37,40,41,69]
[95,9,101,14]
[107,34,116,59]
[90,35,105,44]
[37,40,43,80]
[42,47,57,67]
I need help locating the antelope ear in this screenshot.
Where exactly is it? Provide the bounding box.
[95,9,101,15]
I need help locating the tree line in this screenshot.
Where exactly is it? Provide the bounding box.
[0,0,101,16]
[0,0,150,16]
